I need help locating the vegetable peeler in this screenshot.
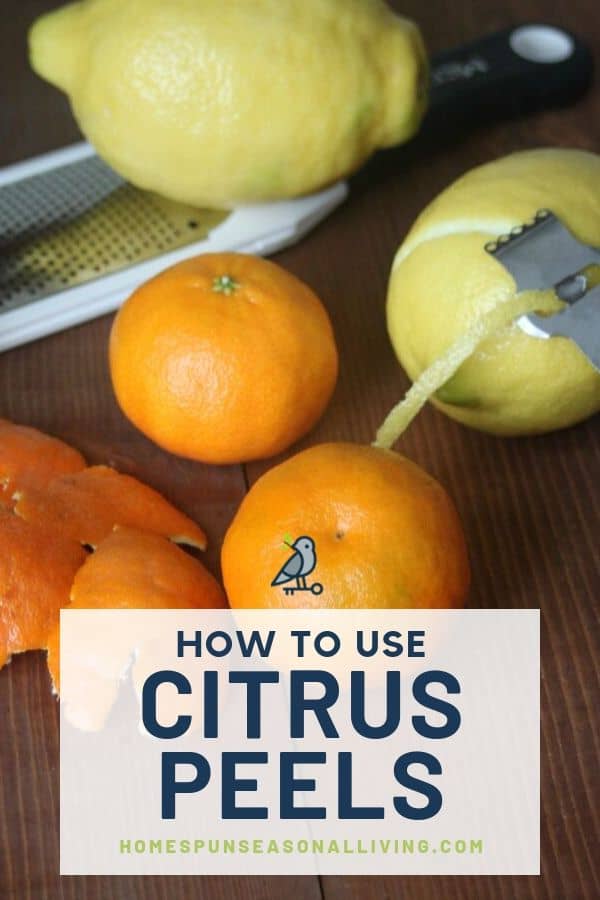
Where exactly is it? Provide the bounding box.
[486,211,600,372]
[0,23,593,351]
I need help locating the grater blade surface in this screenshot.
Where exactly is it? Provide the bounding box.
[0,155,228,312]
[527,285,600,372]
[485,209,600,371]
[485,210,600,295]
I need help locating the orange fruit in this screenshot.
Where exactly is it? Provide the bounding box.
[109,253,339,464]
[0,418,85,502]
[0,508,86,668]
[46,525,227,692]
[222,442,469,609]
[14,465,206,549]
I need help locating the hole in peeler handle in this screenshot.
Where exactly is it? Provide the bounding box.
[509,25,575,64]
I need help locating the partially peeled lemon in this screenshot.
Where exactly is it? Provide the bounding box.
[384,148,600,439]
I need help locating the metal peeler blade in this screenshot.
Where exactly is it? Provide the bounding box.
[486,210,600,371]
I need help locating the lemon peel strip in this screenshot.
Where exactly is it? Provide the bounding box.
[392,218,515,270]
[374,292,560,449]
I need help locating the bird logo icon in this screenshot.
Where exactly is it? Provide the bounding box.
[271,535,323,596]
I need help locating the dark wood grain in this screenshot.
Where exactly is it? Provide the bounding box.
[1,1,599,898]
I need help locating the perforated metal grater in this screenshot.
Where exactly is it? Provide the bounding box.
[486,211,600,371]
[0,143,347,351]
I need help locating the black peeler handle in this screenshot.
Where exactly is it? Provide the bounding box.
[424,24,594,134]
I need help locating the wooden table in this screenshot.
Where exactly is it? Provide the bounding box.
[1,1,598,897]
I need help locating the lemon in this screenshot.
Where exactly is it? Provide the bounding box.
[386,148,600,436]
[29,0,427,208]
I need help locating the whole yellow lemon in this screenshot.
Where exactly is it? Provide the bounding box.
[30,0,427,208]
[387,148,600,436]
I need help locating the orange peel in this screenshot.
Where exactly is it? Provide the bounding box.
[0,508,86,668]
[0,418,85,502]
[46,525,227,693]
[14,464,207,550]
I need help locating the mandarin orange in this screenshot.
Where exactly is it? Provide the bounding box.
[109,253,338,464]
[222,443,469,609]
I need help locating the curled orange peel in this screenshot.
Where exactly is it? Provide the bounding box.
[46,525,227,693]
[0,507,86,668]
[0,422,216,690]
[14,465,207,550]
[0,419,85,503]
